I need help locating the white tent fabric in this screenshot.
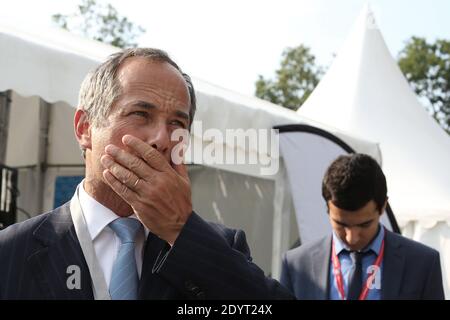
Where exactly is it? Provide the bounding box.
[0,23,113,107]
[298,6,450,297]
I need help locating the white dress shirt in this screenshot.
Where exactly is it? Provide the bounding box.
[78,181,149,289]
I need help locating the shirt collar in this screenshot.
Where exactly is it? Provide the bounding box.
[367,225,384,255]
[78,180,149,241]
[332,224,384,256]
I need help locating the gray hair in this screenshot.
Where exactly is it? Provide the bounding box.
[78,48,197,158]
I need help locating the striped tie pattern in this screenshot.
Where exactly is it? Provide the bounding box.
[109,217,143,300]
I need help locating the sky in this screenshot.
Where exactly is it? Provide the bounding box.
[1,0,449,96]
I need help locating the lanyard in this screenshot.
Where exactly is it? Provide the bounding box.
[70,186,111,300]
[331,231,385,300]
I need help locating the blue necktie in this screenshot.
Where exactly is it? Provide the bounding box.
[109,217,143,300]
[347,251,364,300]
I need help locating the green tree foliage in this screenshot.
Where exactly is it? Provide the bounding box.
[398,37,450,134]
[255,45,323,111]
[52,0,145,48]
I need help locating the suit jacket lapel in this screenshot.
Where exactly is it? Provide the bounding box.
[381,230,405,300]
[28,203,94,299]
[311,235,332,300]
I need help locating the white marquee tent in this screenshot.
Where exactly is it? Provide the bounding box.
[298,6,450,297]
[1,20,395,280]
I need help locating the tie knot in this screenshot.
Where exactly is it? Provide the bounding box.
[349,251,364,265]
[109,218,142,243]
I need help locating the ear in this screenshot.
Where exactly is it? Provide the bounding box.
[74,109,92,152]
[325,200,331,214]
[380,198,389,216]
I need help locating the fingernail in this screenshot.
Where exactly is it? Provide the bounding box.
[101,155,113,167]
[122,135,132,144]
[105,144,118,155]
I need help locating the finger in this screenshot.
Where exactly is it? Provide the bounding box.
[102,169,138,204]
[101,155,142,192]
[122,135,169,172]
[105,144,156,181]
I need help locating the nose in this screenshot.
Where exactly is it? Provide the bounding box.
[345,227,361,246]
[145,123,171,158]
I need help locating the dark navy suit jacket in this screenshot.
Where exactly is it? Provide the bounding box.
[280,230,445,300]
[0,202,292,299]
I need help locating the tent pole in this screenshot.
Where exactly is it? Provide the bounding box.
[36,98,51,213]
[271,160,291,280]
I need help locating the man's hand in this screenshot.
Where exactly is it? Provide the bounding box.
[100,134,192,245]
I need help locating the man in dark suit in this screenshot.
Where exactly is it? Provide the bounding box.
[280,154,445,300]
[0,48,292,300]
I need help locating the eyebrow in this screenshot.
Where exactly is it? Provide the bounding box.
[131,100,189,121]
[332,218,374,227]
[174,110,189,121]
[131,100,157,110]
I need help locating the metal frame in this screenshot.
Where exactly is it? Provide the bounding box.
[0,164,18,229]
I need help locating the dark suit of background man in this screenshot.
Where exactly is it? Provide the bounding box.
[281,153,445,300]
[0,48,292,300]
